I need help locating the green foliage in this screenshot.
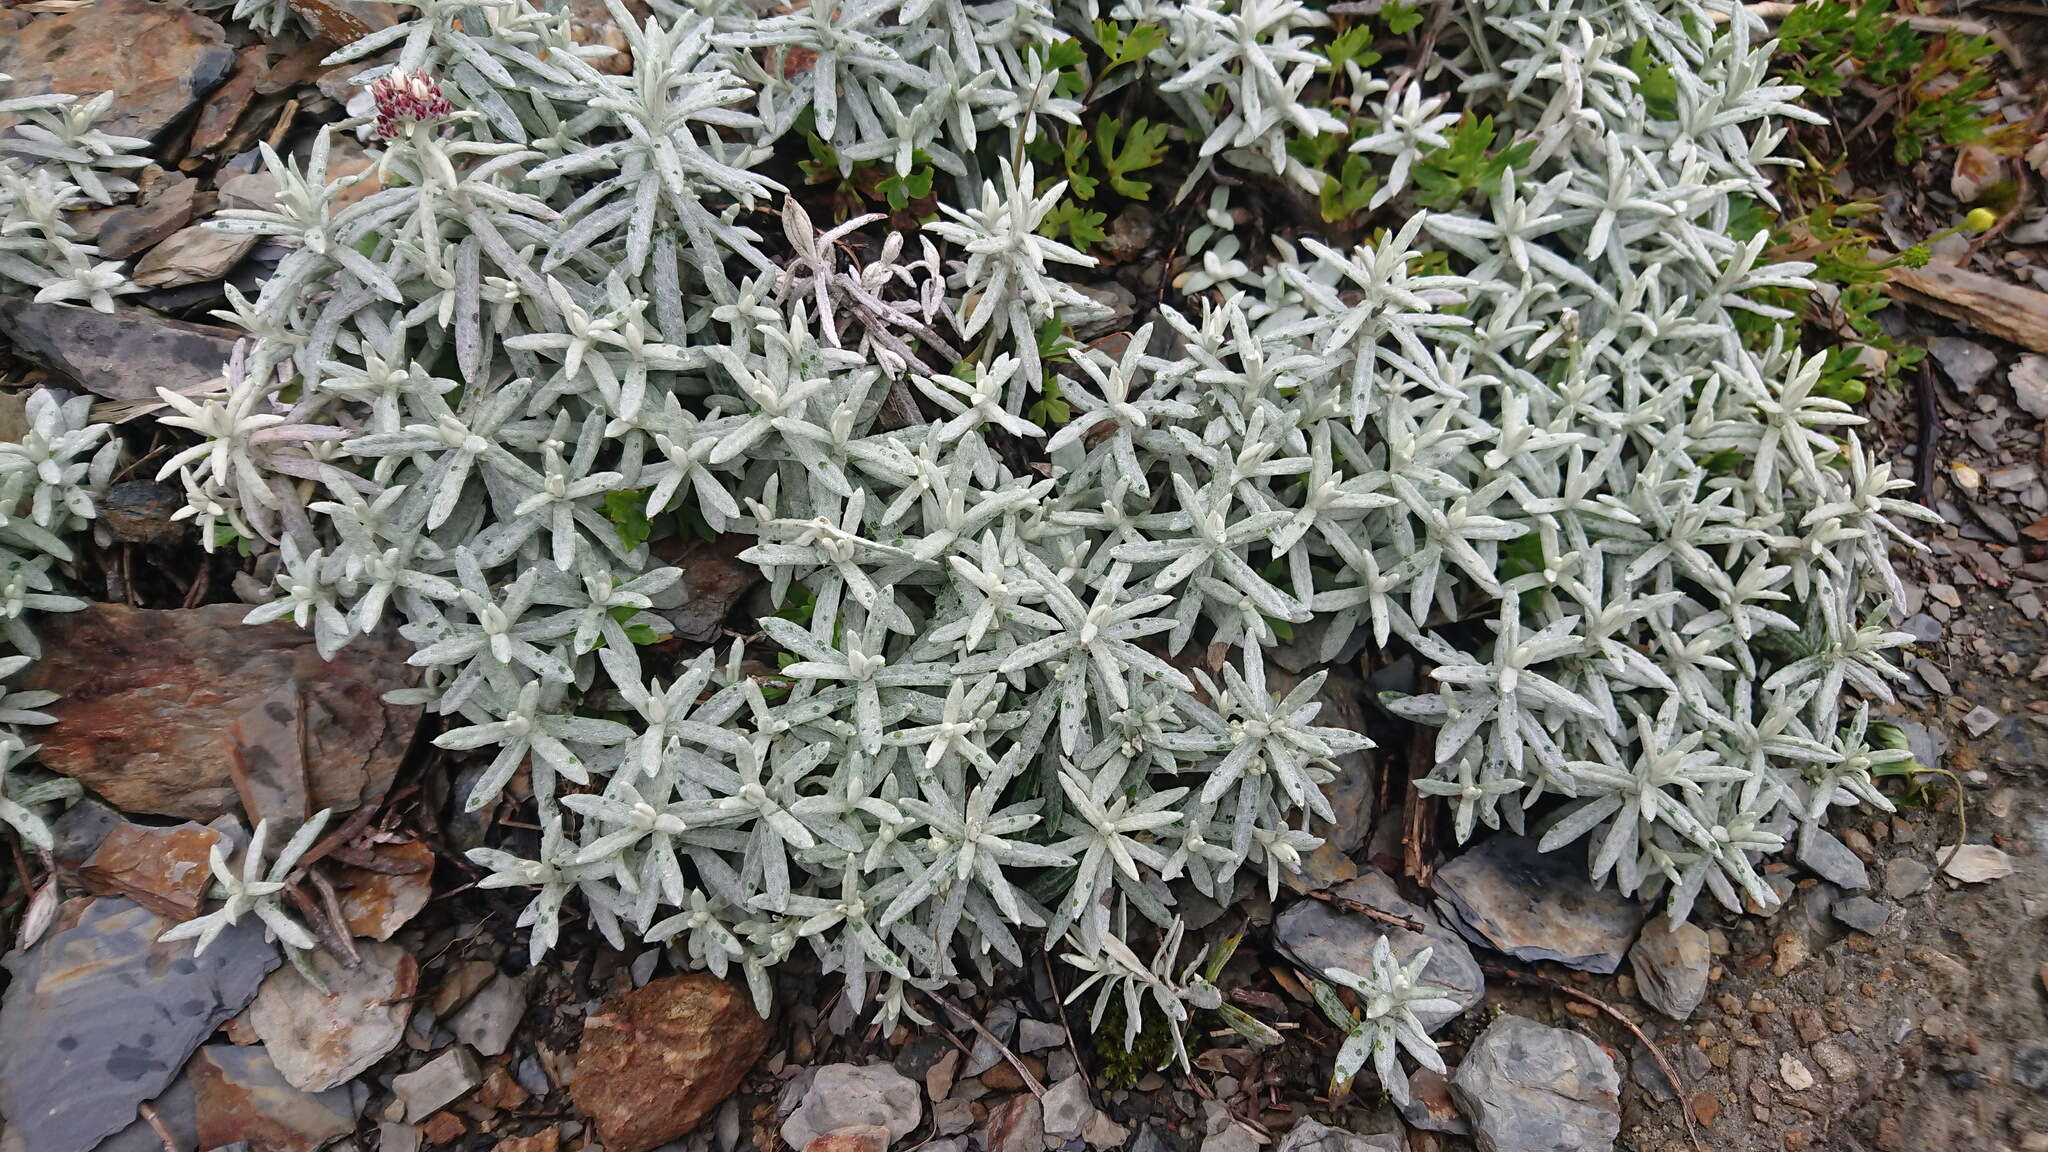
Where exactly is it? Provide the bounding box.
[1321,25,1382,74]
[605,488,655,551]
[1096,117,1170,200]
[1095,20,1167,72]
[1379,2,1424,35]
[1092,995,1181,1088]
[1773,0,2016,163]
[1410,115,1534,209]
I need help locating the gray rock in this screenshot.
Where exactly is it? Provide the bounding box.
[1629,1040,1708,1105]
[1432,836,1645,973]
[1071,282,1137,340]
[0,897,279,1152]
[1833,895,1889,935]
[780,1064,922,1151]
[1040,1076,1091,1139]
[1450,1015,1621,1152]
[1796,827,1868,890]
[1130,1125,1171,1152]
[1897,613,1943,644]
[1272,1118,1400,1152]
[392,1047,480,1122]
[0,301,238,402]
[964,1002,1018,1076]
[1274,868,1482,1030]
[1930,336,1999,391]
[2013,1045,2048,1091]
[1200,1127,1259,1152]
[1892,720,1947,773]
[2015,356,2048,419]
[449,972,527,1057]
[1016,1019,1066,1054]
[1884,857,1932,899]
[1627,918,1710,1021]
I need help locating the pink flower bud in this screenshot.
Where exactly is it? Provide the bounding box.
[370,70,454,139]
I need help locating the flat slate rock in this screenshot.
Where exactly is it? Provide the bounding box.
[0,301,239,403]
[1432,835,1644,973]
[1274,868,1482,1030]
[0,0,234,143]
[0,897,279,1152]
[22,603,418,822]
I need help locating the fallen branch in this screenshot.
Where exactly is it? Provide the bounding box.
[1890,261,2048,354]
[1300,888,1431,935]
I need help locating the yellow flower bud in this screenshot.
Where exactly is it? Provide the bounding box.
[1966,207,1998,232]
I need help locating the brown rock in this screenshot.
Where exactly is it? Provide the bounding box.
[22,603,419,822]
[420,1111,468,1146]
[493,1128,559,1152]
[191,45,271,157]
[1693,1093,1722,1126]
[568,974,769,1152]
[335,840,435,940]
[97,480,188,543]
[248,941,417,1093]
[131,225,259,289]
[77,820,219,919]
[803,1126,888,1152]
[569,0,637,73]
[96,175,199,261]
[283,0,402,44]
[653,533,762,642]
[982,1095,1043,1152]
[0,300,237,403]
[474,1067,529,1112]
[230,680,310,828]
[0,0,235,143]
[189,1044,361,1152]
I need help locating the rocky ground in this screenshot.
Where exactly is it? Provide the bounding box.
[4,3,2048,1152]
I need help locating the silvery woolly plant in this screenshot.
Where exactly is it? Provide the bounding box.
[145,0,1929,1096]
[0,390,120,851]
[0,74,145,311]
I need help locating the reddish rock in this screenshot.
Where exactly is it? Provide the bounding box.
[95,175,199,261]
[982,1095,1044,1152]
[230,680,310,828]
[190,45,270,156]
[569,974,768,1152]
[473,1067,529,1112]
[283,0,402,44]
[335,840,435,940]
[77,821,218,919]
[189,1044,360,1152]
[653,534,762,643]
[804,1126,888,1152]
[22,603,419,822]
[420,1112,468,1146]
[0,0,234,143]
